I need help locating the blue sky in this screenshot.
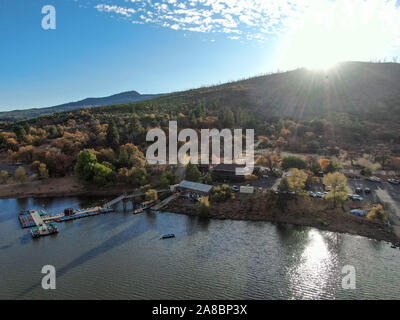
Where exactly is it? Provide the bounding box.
[1,0,400,111]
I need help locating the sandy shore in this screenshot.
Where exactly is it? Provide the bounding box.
[0,176,137,199]
[164,193,400,246]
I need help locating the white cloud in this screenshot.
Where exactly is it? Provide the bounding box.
[92,0,400,51]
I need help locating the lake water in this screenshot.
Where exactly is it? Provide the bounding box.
[0,197,399,299]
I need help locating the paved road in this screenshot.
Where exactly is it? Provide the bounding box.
[347,178,400,235]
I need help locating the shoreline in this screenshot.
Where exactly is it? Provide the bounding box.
[163,194,400,247]
[2,177,399,247]
[0,176,137,199]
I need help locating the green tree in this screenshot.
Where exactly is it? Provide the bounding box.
[118,149,131,168]
[14,166,27,183]
[160,170,178,188]
[0,170,8,184]
[223,107,235,128]
[106,120,120,149]
[277,177,290,210]
[93,163,113,186]
[127,115,145,144]
[75,149,97,182]
[185,163,202,182]
[281,156,307,170]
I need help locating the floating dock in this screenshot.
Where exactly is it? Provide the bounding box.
[29,210,58,238]
[19,206,114,239]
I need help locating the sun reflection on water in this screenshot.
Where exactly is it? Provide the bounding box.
[287,229,338,299]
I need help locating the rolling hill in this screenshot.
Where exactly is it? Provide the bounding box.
[0,90,163,121]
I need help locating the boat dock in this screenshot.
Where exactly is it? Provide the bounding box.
[29,210,58,238]
[151,194,178,211]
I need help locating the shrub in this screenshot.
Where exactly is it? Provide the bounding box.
[145,189,158,201]
[198,197,210,217]
[367,204,387,223]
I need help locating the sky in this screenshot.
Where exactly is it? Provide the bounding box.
[1,0,400,111]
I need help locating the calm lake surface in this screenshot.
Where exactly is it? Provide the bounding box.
[0,197,399,300]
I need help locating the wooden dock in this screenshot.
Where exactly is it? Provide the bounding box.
[151,194,178,211]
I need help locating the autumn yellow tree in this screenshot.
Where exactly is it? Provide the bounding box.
[287,168,307,196]
[367,204,387,223]
[319,158,330,172]
[323,172,348,208]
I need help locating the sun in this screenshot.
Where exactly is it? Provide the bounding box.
[277,0,398,71]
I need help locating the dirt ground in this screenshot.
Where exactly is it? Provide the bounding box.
[0,176,138,199]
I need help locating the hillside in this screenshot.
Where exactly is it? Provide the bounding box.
[145,61,400,122]
[0,90,163,121]
[86,61,400,153]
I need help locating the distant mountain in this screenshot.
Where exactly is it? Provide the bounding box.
[0,90,163,121]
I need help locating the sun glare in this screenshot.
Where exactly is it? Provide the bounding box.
[278,0,400,71]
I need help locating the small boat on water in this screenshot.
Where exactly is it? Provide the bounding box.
[160,233,175,239]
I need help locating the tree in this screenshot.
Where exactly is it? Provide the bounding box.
[256,153,281,172]
[93,163,113,186]
[126,115,145,144]
[14,166,27,183]
[223,107,235,128]
[277,177,290,210]
[0,170,8,184]
[75,149,97,182]
[118,149,131,168]
[319,158,330,172]
[281,156,307,170]
[212,184,232,202]
[38,163,49,180]
[323,172,348,208]
[30,160,42,174]
[287,169,307,195]
[185,163,202,182]
[145,189,158,201]
[367,204,387,223]
[160,170,178,188]
[374,144,391,169]
[198,197,210,217]
[106,120,120,149]
[206,174,213,185]
[345,151,358,167]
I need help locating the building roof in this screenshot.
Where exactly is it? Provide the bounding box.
[178,180,213,194]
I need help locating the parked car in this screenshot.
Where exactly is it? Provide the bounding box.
[232,185,239,192]
[388,179,400,185]
[365,188,371,193]
[349,194,363,201]
[355,187,362,194]
[262,175,268,179]
[367,177,381,182]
